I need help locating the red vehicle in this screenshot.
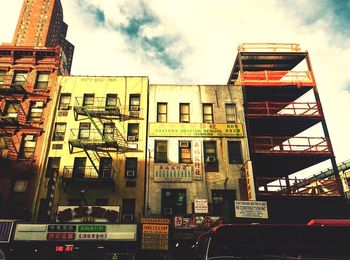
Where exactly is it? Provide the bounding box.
[195,220,350,259]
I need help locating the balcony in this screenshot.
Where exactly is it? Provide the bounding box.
[62,166,116,183]
[73,97,121,120]
[0,75,29,94]
[68,129,119,152]
[238,43,301,52]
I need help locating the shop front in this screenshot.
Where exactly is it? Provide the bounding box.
[8,223,137,260]
[0,221,14,260]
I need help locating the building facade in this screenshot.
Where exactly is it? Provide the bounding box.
[34,76,149,224]
[11,0,74,73]
[146,84,249,222]
[0,46,64,220]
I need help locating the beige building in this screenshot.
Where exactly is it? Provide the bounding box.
[34,76,148,223]
[146,84,249,222]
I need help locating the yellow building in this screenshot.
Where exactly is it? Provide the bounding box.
[34,76,148,223]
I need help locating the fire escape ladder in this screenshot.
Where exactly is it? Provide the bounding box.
[3,135,19,160]
[113,126,128,152]
[81,143,100,177]
[82,107,106,142]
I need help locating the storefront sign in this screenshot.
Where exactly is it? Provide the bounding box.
[141,218,171,224]
[193,140,203,180]
[194,199,209,214]
[243,160,256,200]
[47,232,75,241]
[154,164,192,182]
[149,123,243,137]
[78,225,106,232]
[56,206,120,223]
[55,245,74,252]
[48,225,76,232]
[142,224,169,250]
[235,200,268,219]
[76,233,107,240]
[173,216,224,229]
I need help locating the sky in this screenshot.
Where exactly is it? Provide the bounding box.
[0,0,350,176]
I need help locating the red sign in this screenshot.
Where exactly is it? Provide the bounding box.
[55,245,74,252]
[47,232,75,241]
[57,206,119,223]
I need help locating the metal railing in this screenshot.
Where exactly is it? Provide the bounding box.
[74,97,121,112]
[256,176,340,197]
[63,166,115,179]
[69,129,118,144]
[0,75,29,93]
[246,102,321,117]
[238,70,315,86]
[251,136,331,154]
[238,43,301,52]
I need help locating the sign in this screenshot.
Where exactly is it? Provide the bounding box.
[142,224,169,250]
[47,232,75,241]
[76,233,106,240]
[154,164,192,182]
[173,216,224,229]
[78,225,106,232]
[57,206,120,222]
[55,245,74,252]
[141,218,171,224]
[193,140,203,180]
[194,199,208,214]
[149,123,243,137]
[243,160,256,200]
[48,225,76,232]
[235,200,268,219]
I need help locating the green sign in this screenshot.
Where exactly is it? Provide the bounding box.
[78,225,106,232]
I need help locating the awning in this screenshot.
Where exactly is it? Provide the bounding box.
[0,221,14,243]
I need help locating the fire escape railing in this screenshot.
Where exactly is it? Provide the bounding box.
[63,166,116,180]
[238,70,315,86]
[251,136,331,154]
[246,102,321,117]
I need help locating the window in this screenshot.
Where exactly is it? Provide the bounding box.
[72,158,86,179]
[4,101,20,118]
[83,94,94,106]
[225,103,237,123]
[28,101,43,121]
[46,157,60,177]
[103,123,114,141]
[0,71,5,84]
[129,94,140,111]
[204,141,218,172]
[106,94,118,109]
[99,157,112,178]
[19,134,37,159]
[34,72,49,90]
[180,103,190,123]
[155,141,167,163]
[11,179,28,206]
[211,190,235,222]
[13,71,27,86]
[161,189,186,215]
[59,93,71,110]
[228,141,243,164]
[127,123,139,141]
[122,199,135,222]
[53,122,66,141]
[78,123,90,139]
[203,104,213,123]
[125,157,137,178]
[157,102,167,122]
[179,141,191,163]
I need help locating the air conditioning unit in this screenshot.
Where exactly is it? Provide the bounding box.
[60,103,69,110]
[129,111,139,118]
[126,170,136,177]
[163,208,173,215]
[130,105,139,111]
[128,135,136,141]
[122,214,134,222]
[179,141,189,148]
[205,156,216,163]
[34,101,44,107]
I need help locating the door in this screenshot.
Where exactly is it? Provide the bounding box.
[73,157,86,178]
[212,189,236,222]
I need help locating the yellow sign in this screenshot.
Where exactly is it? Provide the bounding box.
[141,224,169,250]
[244,160,256,201]
[149,123,243,137]
[141,218,171,224]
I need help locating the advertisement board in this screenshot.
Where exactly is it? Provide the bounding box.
[154,164,192,182]
[235,200,268,219]
[141,224,169,250]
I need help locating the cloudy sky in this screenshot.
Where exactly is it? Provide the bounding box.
[1,0,350,176]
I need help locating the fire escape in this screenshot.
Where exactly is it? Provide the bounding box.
[0,73,48,162]
[64,96,140,187]
[228,43,343,198]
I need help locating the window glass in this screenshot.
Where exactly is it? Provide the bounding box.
[228,141,243,164]
[28,101,43,121]
[34,72,49,90]
[179,141,191,163]
[83,94,94,106]
[13,71,27,86]
[225,104,237,123]
[180,103,190,123]
[59,93,71,110]
[20,134,37,159]
[129,94,140,111]
[203,104,213,123]
[53,122,66,141]
[78,123,90,139]
[127,123,139,141]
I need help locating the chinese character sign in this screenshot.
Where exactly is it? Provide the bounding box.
[193,140,203,180]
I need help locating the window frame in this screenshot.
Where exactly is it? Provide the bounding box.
[225,103,237,123]
[203,103,214,123]
[34,72,50,90]
[125,157,138,178]
[179,141,192,163]
[227,141,243,164]
[53,122,66,141]
[28,101,43,121]
[129,94,140,111]
[157,102,167,123]
[83,93,95,107]
[19,134,37,159]
[155,140,168,163]
[204,141,219,172]
[59,93,71,110]
[127,123,139,141]
[179,103,190,123]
